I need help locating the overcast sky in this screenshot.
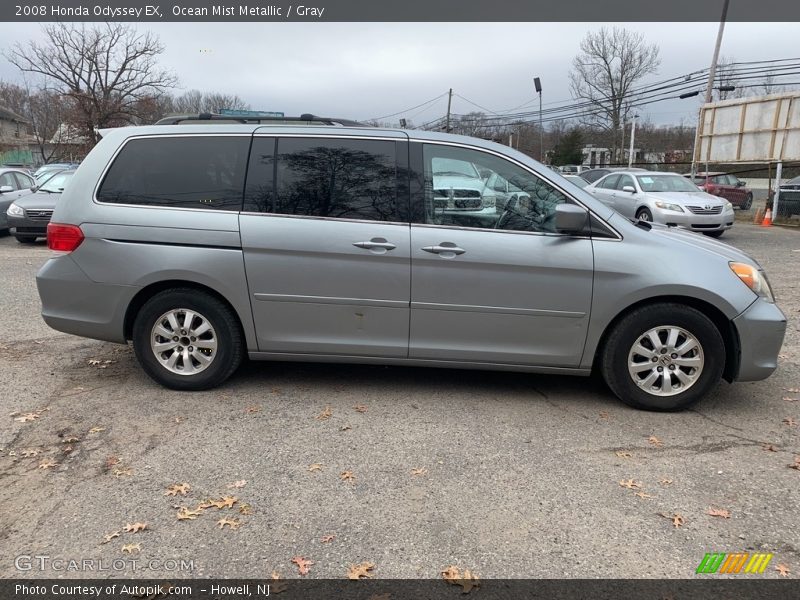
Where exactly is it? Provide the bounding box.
[0,21,797,126]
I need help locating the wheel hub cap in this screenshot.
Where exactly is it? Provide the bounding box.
[150,308,218,376]
[627,326,704,397]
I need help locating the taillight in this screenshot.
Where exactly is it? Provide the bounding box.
[47,223,84,252]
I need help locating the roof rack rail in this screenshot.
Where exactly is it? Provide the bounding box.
[154,113,366,127]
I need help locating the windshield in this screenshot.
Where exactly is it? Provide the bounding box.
[431,157,480,178]
[637,175,701,193]
[39,171,74,193]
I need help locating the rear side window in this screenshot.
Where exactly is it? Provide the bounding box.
[97,136,249,210]
[244,137,399,221]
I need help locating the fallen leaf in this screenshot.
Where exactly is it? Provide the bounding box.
[113,467,133,478]
[618,479,642,489]
[347,562,375,579]
[441,565,480,593]
[315,406,333,420]
[782,417,797,427]
[21,449,40,458]
[658,478,673,486]
[762,444,779,452]
[308,463,324,472]
[789,456,800,471]
[775,564,790,578]
[124,522,148,534]
[205,496,238,509]
[659,513,685,528]
[615,450,632,458]
[88,359,102,366]
[227,480,247,489]
[648,435,663,447]
[121,543,141,554]
[217,517,240,530]
[165,483,191,497]
[410,467,428,476]
[634,491,653,500]
[38,459,58,469]
[88,427,106,434]
[244,405,261,414]
[706,507,731,518]
[174,416,184,424]
[105,456,120,468]
[14,413,39,423]
[177,507,203,521]
[101,531,120,544]
[786,388,800,394]
[783,397,798,402]
[62,436,80,444]
[291,556,314,576]
[353,405,368,413]
[219,495,238,508]
[339,425,352,431]
[340,470,356,483]
[598,411,610,420]
[238,503,253,515]
[320,534,335,543]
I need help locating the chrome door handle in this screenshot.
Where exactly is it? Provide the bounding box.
[422,243,466,257]
[353,238,397,252]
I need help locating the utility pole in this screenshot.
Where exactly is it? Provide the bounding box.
[445,88,453,133]
[534,77,543,162]
[628,114,638,168]
[691,0,730,178]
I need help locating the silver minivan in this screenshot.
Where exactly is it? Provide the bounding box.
[36,118,786,411]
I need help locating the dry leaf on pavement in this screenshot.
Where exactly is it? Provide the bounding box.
[124,522,148,533]
[706,507,731,519]
[782,417,797,427]
[659,478,673,486]
[227,480,248,488]
[269,572,288,594]
[618,479,642,489]
[441,566,480,593]
[410,467,428,476]
[353,405,368,413]
[340,470,356,483]
[788,456,800,471]
[291,556,314,576]
[177,507,203,521]
[315,406,333,420]
[615,451,632,458]
[165,483,191,496]
[634,491,653,500]
[762,444,778,452]
[320,534,335,543]
[217,517,240,530]
[648,435,663,447]
[308,463,323,472]
[659,513,685,528]
[101,531,120,544]
[347,562,375,579]
[775,564,790,577]
[38,459,58,469]
[121,543,141,554]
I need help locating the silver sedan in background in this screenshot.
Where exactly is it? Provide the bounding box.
[586,170,735,238]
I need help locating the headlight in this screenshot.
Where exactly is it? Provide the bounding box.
[729,262,775,302]
[6,203,24,217]
[725,202,733,211]
[482,194,496,208]
[654,201,684,212]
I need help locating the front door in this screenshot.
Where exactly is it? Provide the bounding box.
[409,143,594,367]
[240,134,411,357]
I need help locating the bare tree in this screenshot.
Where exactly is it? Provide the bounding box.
[6,23,177,146]
[715,56,746,100]
[172,89,250,114]
[569,27,660,163]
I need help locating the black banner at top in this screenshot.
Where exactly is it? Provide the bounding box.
[2,0,800,22]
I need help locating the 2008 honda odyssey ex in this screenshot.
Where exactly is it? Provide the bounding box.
[36,115,786,411]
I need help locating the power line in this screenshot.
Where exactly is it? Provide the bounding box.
[366,92,449,122]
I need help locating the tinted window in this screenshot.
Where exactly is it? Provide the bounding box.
[422,144,571,234]
[13,172,34,189]
[0,172,18,190]
[598,174,620,189]
[265,137,398,221]
[97,136,249,210]
[243,137,275,213]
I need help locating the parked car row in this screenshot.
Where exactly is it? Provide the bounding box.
[2,165,77,242]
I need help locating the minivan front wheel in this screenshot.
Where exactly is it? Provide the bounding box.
[600,303,725,411]
[132,289,243,390]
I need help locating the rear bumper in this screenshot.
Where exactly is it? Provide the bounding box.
[36,254,137,344]
[733,299,787,382]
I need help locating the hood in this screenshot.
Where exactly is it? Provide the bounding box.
[432,174,486,192]
[643,190,726,206]
[611,214,759,267]
[12,190,62,210]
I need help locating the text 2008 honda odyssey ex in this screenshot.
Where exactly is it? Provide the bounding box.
[36,115,786,411]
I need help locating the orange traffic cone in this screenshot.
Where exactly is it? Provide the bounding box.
[761,208,773,227]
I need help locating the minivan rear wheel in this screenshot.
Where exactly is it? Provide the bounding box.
[132,288,243,390]
[600,303,725,411]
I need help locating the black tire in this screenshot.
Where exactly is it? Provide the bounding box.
[15,235,37,244]
[743,193,753,211]
[703,231,724,238]
[636,208,653,222]
[132,288,243,391]
[600,303,725,411]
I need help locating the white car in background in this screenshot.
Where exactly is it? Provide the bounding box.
[585,170,735,238]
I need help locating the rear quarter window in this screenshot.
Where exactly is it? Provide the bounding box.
[97,136,250,210]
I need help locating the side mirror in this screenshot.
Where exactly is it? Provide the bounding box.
[554,204,588,234]
[736,180,746,187]
[0,186,13,194]
[622,185,636,193]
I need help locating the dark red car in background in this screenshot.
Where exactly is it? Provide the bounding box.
[684,171,753,210]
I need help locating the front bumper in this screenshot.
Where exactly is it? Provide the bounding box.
[733,298,787,382]
[654,208,735,232]
[7,213,50,237]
